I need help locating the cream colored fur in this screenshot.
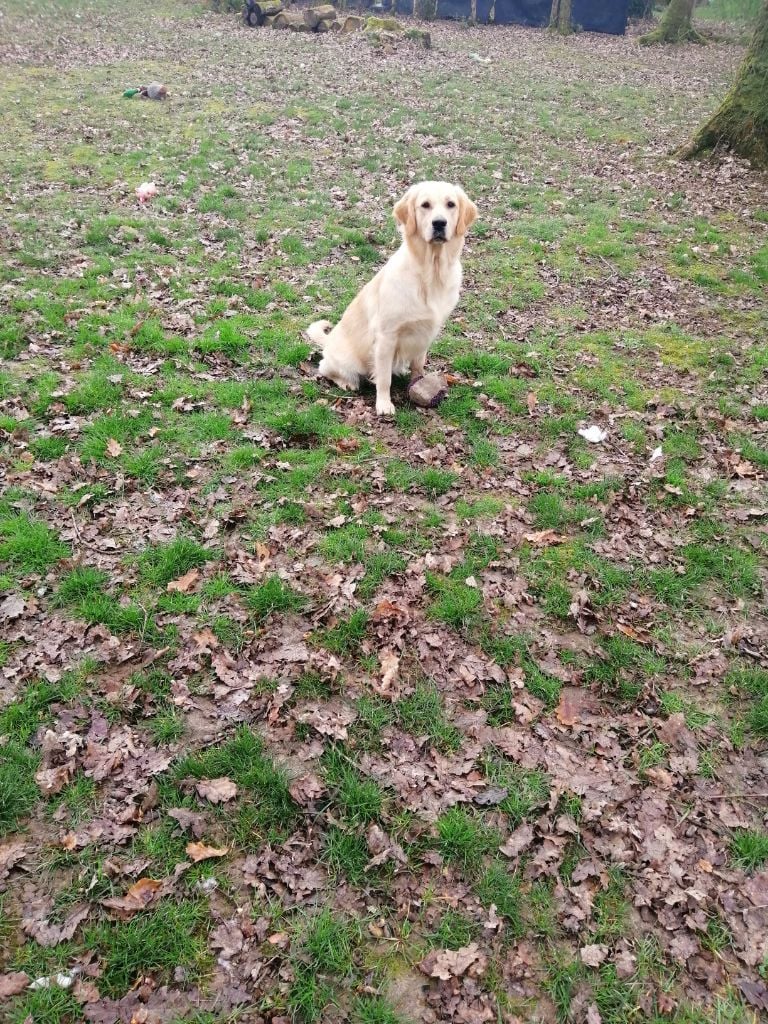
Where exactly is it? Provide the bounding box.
[307,181,478,416]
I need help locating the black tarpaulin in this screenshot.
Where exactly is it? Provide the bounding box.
[437,0,471,17]
[573,0,628,34]
[355,0,628,34]
[490,0,627,33]
[492,0,549,26]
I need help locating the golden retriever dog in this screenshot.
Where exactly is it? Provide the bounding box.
[307,181,478,416]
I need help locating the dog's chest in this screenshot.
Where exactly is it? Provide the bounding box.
[420,274,461,323]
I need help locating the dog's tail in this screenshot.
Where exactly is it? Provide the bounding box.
[306,320,333,350]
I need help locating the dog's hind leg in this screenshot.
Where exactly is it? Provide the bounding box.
[318,355,360,392]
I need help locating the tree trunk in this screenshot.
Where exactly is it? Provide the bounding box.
[304,4,337,27]
[549,0,572,34]
[680,0,768,166]
[639,0,707,44]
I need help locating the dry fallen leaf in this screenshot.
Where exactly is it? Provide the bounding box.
[580,943,610,967]
[524,529,567,546]
[555,686,591,727]
[289,773,326,805]
[295,701,357,741]
[0,971,30,997]
[0,593,25,621]
[23,903,90,946]
[106,437,123,457]
[378,648,400,697]
[167,568,200,593]
[737,979,768,1012]
[192,627,220,651]
[167,808,208,838]
[499,823,534,859]
[72,977,101,1004]
[185,841,227,863]
[35,764,73,796]
[366,823,408,869]
[419,942,485,980]
[101,877,162,918]
[0,840,28,891]
[474,786,509,806]
[335,436,360,453]
[196,778,238,804]
[372,599,410,622]
[615,622,651,644]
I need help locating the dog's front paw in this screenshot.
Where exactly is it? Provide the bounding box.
[375,397,396,417]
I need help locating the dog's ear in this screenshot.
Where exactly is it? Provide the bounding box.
[393,186,417,236]
[455,186,478,236]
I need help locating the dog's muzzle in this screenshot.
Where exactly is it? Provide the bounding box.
[431,218,447,242]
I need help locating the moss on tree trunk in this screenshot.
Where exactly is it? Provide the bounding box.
[680,0,768,166]
[639,0,707,44]
[549,0,572,35]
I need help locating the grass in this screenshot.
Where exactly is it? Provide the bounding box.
[7,987,85,1024]
[288,909,360,1020]
[324,825,370,882]
[0,512,69,574]
[173,727,298,842]
[55,565,109,604]
[322,745,384,824]
[320,609,369,656]
[86,900,209,997]
[430,909,479,949]
[0,671,85,743]
[475,861,524,933]
[726,666,768,737]
[0,740,39,835]
[696,0,763,24]
[397,685,462,752]
[301,908,359,974]
[585,634,667,704]
[480,753,550,826]
[319,523,369,564]
[138,537,212,588]
[245,573,306,620]
[591,868,630,942]
[352,996,405,1024]
[358,550,407,599]
[426,572,484,630]
[436,807,501,873]
[730,829,768,872]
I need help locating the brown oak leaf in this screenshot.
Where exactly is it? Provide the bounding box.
[167,568,200,593]
[0,971,30,997]
[289,773,326,806]
[167,808,207,838]
[101,877,162,918]
[196,778,238,803]
[580,944,609,967]
[186,842,227,863]
[419,942,485,980]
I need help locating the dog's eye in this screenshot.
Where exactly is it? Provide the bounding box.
[446,200,456,208]
[421,201,431,209]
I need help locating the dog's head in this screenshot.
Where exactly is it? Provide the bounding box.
[393,181,478,245]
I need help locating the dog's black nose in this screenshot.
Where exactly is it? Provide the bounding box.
[432,218,447,231]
